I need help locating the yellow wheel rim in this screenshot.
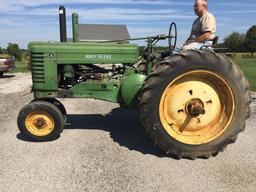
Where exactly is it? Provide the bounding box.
[159,70,235,145]
[25,111,55,137]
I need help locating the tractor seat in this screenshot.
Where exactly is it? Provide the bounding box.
[200,36,219,50]
[209,36,219,45]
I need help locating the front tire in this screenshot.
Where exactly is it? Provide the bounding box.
[139,50,250,159]
[31,98,67,122]
[17,101,65,141]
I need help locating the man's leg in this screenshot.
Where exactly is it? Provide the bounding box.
[182,42,204,51]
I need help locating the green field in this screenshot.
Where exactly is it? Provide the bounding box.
[233,58,256,91]
[11,56,256,91]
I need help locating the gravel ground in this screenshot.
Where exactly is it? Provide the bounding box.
[0,73,256,192]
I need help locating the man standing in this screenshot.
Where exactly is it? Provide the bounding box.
[183,0,216,50]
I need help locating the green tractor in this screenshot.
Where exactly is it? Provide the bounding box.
[17,6,251,159]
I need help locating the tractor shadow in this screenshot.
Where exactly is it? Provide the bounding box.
[65,107,167,158]
[0,74,15,79]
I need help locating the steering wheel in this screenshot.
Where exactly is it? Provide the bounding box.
[168,22,177,51]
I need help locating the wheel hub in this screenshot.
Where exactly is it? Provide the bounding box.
[25,111,55,137]
[186,99,205,116]
[34,118,47,129]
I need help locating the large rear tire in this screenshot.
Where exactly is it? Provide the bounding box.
[139,50,251,159]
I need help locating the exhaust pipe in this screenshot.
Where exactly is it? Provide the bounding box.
[72,13,79,42]
[59,6,67,42]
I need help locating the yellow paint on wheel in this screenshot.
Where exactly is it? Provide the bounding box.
[25,111,55,137]
[159,70,235,145]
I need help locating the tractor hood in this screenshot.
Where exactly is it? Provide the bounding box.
[28,41,139,64]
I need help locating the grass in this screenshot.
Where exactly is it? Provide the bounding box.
[232,57,256,91]
[11,61,30,73]
[0,54,11,58]
[229,52,255,59]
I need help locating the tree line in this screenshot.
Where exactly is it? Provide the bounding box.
[0,43,23,61]
[218,25,256,56]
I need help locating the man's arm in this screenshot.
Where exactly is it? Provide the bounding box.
[195,31,213,42]
[184,31,213,45]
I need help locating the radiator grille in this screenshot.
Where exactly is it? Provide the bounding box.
[31,53,45,83]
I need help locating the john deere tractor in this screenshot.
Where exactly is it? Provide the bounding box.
[17,6,251,159]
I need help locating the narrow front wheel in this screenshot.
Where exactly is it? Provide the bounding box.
[17,101,65,141]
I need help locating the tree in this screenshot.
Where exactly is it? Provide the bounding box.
[0,47,2,54]
[224,32,245,52]
[245,25,256,56]
[7,43,22,61]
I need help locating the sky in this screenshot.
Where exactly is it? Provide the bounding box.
[0,0,256,49]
